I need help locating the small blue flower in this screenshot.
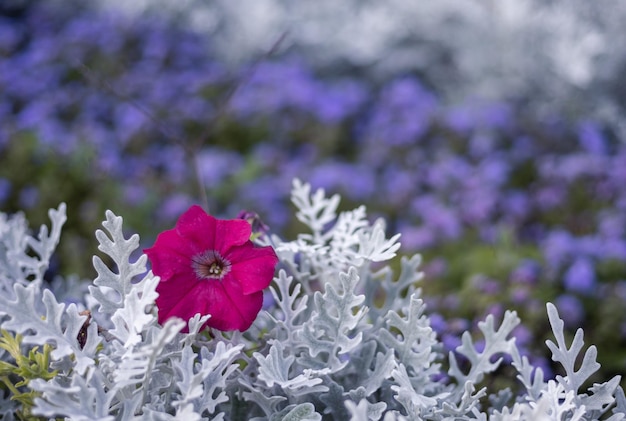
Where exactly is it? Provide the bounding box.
[563,257,596,294]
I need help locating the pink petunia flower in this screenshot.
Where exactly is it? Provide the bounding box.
[145,205,278,332]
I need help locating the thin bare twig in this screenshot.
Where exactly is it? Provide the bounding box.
[189,30,290,152]
[75,30,290,212]
[75,60,186,146]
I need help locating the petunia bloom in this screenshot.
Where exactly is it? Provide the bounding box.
[145,205,278,332]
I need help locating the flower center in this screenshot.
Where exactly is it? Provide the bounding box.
[192,250,231,280]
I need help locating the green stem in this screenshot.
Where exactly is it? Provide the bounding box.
[0,374,22,397]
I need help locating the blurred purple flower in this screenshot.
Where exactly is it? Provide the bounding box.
[530,356,554,380]
[196,148,244,187]
[262,289,276,310]
[313,79,367,123]
[601,239,626,260]
[473,339,486,354]
[598,212,625,239]
[511,136,536,161]
[411,196,461,240]
[542,230,574,269]
[309,161,376,200]
[574,236,603,258]
[447,317,469,333]
[381,167,416,206]
[114,103,147,142]
[0,178,11,204]
[426,156,471,190]
[423,257,447,279]
[510,287,531,305]
[428,313,447,333]
[510,259,540,285]
[554,294,584,328]
[148,145,188,184]
[471,275,500,295]
[238,176,291,229]
[123,184,148,207]
[0,18,21,52]
[16,101,54,131]
[398,225,436,250]
[445,100,512,134]
[441,333,462,352]
[578,121,607,155]
[459,186,497,224]
[512,325,532,347]
[469,133,496,158]
[563,257,596,294]
[535,185,567,211]
[483,303,504,322]
[157,193,195,222]
[365,78,438,146]
[18,186,39,209]
[502,191,530,221]
[230,60,318,116]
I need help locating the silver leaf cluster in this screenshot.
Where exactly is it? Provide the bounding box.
[0,180,624,420]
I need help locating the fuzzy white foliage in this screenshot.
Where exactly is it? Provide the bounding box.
[0,182,625,420]
[0,284,99,375]
[275,179,402,291]
[0,203,66,293]
[298,266,367,373]
[31,369,115,421]
[255,340,328,396]
[89,210,152,318]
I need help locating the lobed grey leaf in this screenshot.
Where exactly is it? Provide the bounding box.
[439,381,486,418]
[255,340,329,396]
[31,369,114,421]
[345,398,387,421]
[0,392,19,420]
[364,254,423,324]
[448,310,519,391]
[0,203,66,292]
[580,375,622,418]
[270,402,322,421]
[614,387,626,417]
[26,203,67,285]
[240,379,287,418]
[380,293,438,375]
[89,210,149,317]
[291,178,340,241]
[353,344,396,397]
[265,269,309,346]
[114,318,185,395]
[194,343,243,414]
[357,219,401,263]
[298,267,367,372]
[391,363,440,415]
[0,284,98,375]
[510,347,545,402]
[545,302,601,395]
[108,271,159,347]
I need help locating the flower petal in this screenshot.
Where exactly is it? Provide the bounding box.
[174,205,217,250]
[155,271,201,323]
[216,277,264,330]
[158,279,262,331]
[213,218,252,253]
[145,230,199,279]
[146,205,278,332]
[174,205,251,254]
[227,244,279,294]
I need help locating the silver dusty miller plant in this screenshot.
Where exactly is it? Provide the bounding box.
[0,178,624,420]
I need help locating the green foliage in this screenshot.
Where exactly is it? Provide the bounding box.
[0,329,58,420]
